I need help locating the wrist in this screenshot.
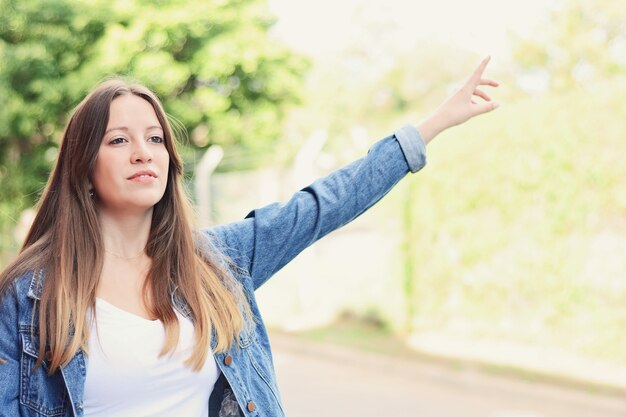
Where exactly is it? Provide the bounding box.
[416,112,446,145]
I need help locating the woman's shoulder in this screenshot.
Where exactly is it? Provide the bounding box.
[196,223,254,278]
[0,269,39,334]
[1,268,41,302]
[199,220,254,257]
[1,238,51,301]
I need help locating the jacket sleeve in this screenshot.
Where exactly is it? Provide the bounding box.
[207,125,427,290]
[0,282,22,417]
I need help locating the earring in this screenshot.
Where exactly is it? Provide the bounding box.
[89,189,95,198]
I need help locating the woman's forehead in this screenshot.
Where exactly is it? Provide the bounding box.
[107,94,162,129]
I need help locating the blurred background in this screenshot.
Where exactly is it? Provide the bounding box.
[1,0,625,414]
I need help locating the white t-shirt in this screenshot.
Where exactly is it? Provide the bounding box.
[84,298,220,417]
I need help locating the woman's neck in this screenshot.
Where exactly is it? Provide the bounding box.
[98,208,153,258]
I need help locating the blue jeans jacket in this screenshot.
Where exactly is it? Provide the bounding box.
[0,125,426,417]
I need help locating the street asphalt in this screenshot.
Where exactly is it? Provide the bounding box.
[269,332,626,417]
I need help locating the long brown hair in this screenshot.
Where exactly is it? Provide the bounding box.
[0,78,251,373]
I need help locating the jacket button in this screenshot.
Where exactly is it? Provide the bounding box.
[247,401,256,412]
[224,355,233,366]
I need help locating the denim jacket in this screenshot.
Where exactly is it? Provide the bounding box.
[0,125,426,417]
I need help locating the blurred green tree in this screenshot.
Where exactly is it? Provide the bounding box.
[0,0,307,256]
[512,0,626,91]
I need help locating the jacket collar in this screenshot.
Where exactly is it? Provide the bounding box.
[170,285,193,319]
[27,269,44,301]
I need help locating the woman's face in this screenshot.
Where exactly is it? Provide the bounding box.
[91,94,170,215]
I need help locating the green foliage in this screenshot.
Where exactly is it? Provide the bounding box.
[393,80,626,363]
[512,0,626,91]
[279,44,477,168]
[0,0,307,255]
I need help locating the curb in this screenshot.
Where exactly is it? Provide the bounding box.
[269,330,626,402]
[406,333,626,397]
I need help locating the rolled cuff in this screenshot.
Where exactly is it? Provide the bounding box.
[394,124,427,173]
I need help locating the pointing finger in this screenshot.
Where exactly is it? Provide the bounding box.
[467,56,491,88]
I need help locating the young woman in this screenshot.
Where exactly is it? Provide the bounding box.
[0,57,499,417]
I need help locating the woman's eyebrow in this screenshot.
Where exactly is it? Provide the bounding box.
[104,125,163,135]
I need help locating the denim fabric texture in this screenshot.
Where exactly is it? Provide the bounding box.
[0,125,426,417]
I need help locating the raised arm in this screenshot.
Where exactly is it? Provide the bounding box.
[208,56,499,290]
[208,128,424,289]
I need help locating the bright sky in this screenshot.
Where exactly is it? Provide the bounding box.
[268,0,554,58]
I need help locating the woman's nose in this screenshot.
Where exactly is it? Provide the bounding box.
[131,140,153,163]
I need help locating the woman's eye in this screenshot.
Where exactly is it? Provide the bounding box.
[110,137,126,145]
[148,136,164,144]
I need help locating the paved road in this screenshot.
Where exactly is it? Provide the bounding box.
[270,334,626,417]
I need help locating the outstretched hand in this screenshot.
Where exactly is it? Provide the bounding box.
[417,56,500,145]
